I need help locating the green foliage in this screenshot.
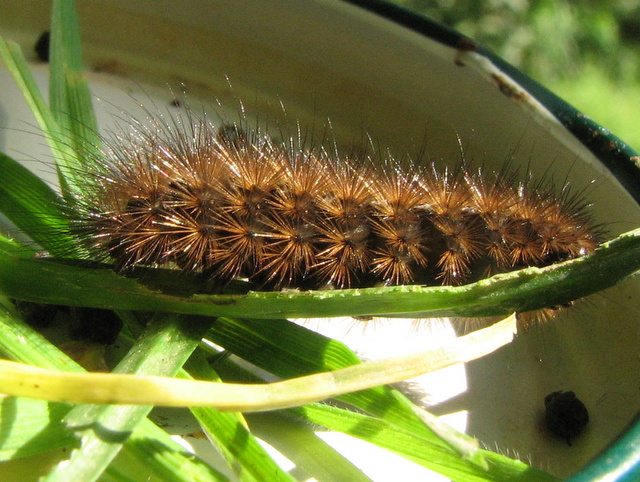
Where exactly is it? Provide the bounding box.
[395,0,637,81]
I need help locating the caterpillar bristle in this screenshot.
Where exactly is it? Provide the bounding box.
[319,160,374,222]
[269,152,324,220]
[371,162,427,220]
[371,216,429,285]
[259,212,318,287]
[66,107,600,298]
[214,210,267,280]
[314,215,372,288]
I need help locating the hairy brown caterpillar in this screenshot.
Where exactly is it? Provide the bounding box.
[67,107,599,294]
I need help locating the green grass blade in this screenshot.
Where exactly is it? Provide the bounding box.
[206,317,451,440]
[0,313,522,479]
[101,466,142,482]
[0,0,100,197]
[208,337,553,482]
[406,400,486,469]
[247,411,373,482]
[50,0,97,132]
[0,228,638,320]
[0,300,227,480]
[43,314,214,482]
[0,152,76,255]
[0,37,76,187]
[289,404,558,482]
[207,349,405,482]
[200,340,470,480]
[49,0,100,185]
[118,426,229,482]
[182,352,296,482]
[0,313,513,410]
[0,397,76,461]
[0,395,228,481]
[0,297,84,373]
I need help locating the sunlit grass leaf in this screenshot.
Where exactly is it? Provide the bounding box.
[43,314,215,482]
[0,152,75,255]
[245,410,373,482]
[0,295,525,480]
[0,229,638,320]
[113,427,229,482]
[289,404,558,482]
[205,333,557,481]
[0,314,514,411]
[182,353,299,482]
[48,0,100,192]
[0,302,226,481]
[207,316,453,441]
[0,37,75,195]
[0,297,85,373]
[0,398,76,461]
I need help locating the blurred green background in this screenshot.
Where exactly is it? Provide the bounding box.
[390,0,640,152]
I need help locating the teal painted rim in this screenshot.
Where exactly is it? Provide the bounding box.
[343,0,640,479]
